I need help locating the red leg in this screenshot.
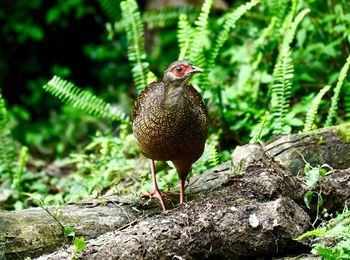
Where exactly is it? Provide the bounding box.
[142,160,174,210]
[179,178,186,204]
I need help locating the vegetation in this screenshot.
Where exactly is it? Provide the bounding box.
[0,0,349,257]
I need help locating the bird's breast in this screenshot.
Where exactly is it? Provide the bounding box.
[132,83,208,161]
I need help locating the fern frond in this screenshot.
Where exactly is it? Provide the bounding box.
[202,0,260,89]
[43,76,129,122]
[279,8,310,59]
[271,48,294,134]
[188,0,213,64]
[177,14,193,60]
[0,91,15,175]
[269,0,291,24]
[143,7,198,29]
[303,85,331,132]
[114,7,198,33]
[325,53,350,126]
[208,144,220,167]
[120,0,149,93]
[250,111,270,143]
[98,0,122,22]
[345,86,350,121]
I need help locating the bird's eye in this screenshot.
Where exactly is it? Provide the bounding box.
[176,66,183,72]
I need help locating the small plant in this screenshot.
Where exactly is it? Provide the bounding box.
[73,236,86,256]
[303,85,331,132]
[0,91,16,176]
[295,208,350,260]
[325,53,350,126]
[250,111,270,142]
[302,157,333,226]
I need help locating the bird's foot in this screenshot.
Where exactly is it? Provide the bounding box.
[142,190,174,211]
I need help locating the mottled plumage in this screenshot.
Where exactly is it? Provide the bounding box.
[132,61,208,209]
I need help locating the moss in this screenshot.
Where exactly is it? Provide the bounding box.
[234,198,247,205]
[318,136,326,145]
[335,125,350,143]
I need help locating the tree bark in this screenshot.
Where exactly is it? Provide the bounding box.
[0,124,349,259]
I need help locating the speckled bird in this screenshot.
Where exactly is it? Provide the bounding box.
[132,60,208,210]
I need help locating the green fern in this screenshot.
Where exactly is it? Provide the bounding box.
[177,14,193,60]
[187,0,213,66]
[202,0,260,89]
[143,7,198,29]
[271,47,294,134]
[11,146,28,193]
[279,8,310,61]
[268,0,292,26]
[250,16,278,71]
[120,0,149,93]
[303,85,331,132]
[0,91,16,175]
[270,8,309,135]
[208,144,220,167]
[43,76,129,122]
[345,85,350,121]
[250,111,270,142]
[98,0,122,22]
[325,53,350,126]
[114,7,198,33]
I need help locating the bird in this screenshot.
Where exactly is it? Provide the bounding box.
[132,60,208,210]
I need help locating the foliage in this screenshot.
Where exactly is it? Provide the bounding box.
[295,208,350,260]
[187,0,212,66]
[250,111,270,142]
[73,236,86,254]
[97,0,122,22]
[43,76,128,122]
[270,48,294,134]
[325,53,350,126]
[0,91,15,176]
[120,0,150,93]
[303,85,331,132]
[202,0,260,90]
[270,8,310,135]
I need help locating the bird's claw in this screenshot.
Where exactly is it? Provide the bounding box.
[142,190,174,210]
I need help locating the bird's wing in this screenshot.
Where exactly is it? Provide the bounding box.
[185,84,208,115]
[132,80,164,121]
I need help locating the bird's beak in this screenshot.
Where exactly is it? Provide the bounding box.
[190,65,203,74]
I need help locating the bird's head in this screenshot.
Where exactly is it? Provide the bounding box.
[163,61,203,86]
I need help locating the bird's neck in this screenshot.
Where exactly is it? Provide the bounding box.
[163,81,187,108]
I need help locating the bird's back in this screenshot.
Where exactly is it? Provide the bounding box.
[132,81,208,163]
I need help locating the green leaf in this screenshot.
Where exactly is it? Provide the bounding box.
[63,224,75,237]
[304,190,314,209]
[305,167,321,188]
[74,236,86,253]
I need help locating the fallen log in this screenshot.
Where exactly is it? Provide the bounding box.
[0,124,349,259]
[264,123,350,175]
[0,202,139,259]
[39,198,310,259]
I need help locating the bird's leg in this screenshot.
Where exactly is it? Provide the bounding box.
[142,160,174,210]
[179,178,186,204]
